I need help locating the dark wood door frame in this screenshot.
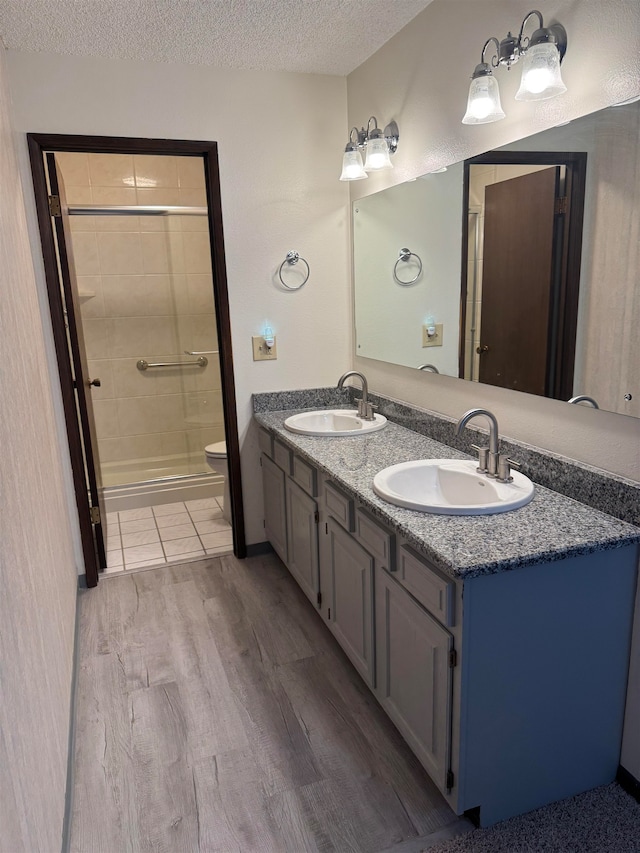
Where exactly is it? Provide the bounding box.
[46,152,109,571]
[459,150,587,401]
[27,133,246,586]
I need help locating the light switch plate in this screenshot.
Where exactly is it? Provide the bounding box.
[252,336,277,360]
[422,324,443,348]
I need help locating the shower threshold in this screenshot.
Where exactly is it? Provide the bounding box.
[103,471,223,514]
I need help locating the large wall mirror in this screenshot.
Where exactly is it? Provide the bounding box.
[353,101,639,418]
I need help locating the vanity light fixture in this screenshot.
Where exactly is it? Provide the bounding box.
[462,10,567,125]
[339,117,399,181]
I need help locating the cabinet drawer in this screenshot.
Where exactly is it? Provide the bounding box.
[258,427,273,458]
[292,455,318,496]
[325,482,355,531]
[274,439,293,474]
[356,509,395,572]
[397,546,455,627]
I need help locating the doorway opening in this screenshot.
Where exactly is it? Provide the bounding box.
[28,135,246,587]
[459,150,587,400]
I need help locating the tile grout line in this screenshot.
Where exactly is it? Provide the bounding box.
[105,497,232,574]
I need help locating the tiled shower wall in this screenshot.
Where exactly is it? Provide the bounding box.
[56,153,224,485]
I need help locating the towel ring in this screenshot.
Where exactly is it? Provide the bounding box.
[394,247,422,286]
[278,250,310,290]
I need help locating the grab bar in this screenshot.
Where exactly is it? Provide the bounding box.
[69,204,207,217]
[136,356,208,371]
[183,350,219,355]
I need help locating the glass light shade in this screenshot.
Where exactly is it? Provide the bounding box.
[462,74,506,124]
[339,149,367,181]
[364,136,392,171]
[515,42,567,101]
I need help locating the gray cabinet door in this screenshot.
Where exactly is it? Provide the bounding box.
[326,518,375,688]
[262,453,288,563]
[376,566,453,793]
[285,477,319,606]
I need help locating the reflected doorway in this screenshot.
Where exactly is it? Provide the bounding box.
[460,151,587,401]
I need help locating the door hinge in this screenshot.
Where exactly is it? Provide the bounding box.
[90,506,101,524]
[317,591,322,608]
[48,194,61,217]
[314,510,320,524]
[554,195,568,215]
[449,649,457,668]
[446,769,455,791]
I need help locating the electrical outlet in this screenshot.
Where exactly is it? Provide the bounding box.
[252,335,277,361]
[422,323,443,347]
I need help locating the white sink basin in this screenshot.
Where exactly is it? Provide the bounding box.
[284,409,387,437]
[373,459,534,515]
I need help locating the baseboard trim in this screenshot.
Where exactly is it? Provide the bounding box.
[617,764,640,803]
[61,583,83,852]
[246,541,274,557]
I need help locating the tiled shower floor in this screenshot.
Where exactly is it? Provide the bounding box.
[103,497,233,574]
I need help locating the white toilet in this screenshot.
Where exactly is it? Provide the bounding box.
[204,440,231,524]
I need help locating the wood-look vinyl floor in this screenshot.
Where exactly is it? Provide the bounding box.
[70,553,471,853]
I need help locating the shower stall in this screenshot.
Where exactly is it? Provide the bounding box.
[58,152,226,512]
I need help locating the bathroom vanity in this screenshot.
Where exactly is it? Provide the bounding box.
[255,400,639,827]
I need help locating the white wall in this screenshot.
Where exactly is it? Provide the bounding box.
[0,48,79,852]
[348,0,640,480]
[6,52,351,545]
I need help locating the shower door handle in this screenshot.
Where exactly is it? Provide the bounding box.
[87,378,101,387]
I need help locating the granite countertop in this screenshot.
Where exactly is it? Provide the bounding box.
[255,408,640,581]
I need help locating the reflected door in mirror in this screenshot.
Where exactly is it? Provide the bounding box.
[478,167,559,395]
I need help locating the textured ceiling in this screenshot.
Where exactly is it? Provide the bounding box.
[0,0,435,76]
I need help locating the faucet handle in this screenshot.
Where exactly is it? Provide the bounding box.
[471,443,489,474]
[355,398,375,421]
[497,454,520,483]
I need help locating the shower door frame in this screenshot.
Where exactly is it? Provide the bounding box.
[28,133,246,586]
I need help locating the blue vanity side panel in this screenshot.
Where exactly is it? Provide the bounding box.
[458,544,638,827]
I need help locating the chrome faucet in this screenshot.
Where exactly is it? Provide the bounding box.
[417,364,440,373]
[337,371,375,421]
[456,407,504,479]
[568,395,599,409]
